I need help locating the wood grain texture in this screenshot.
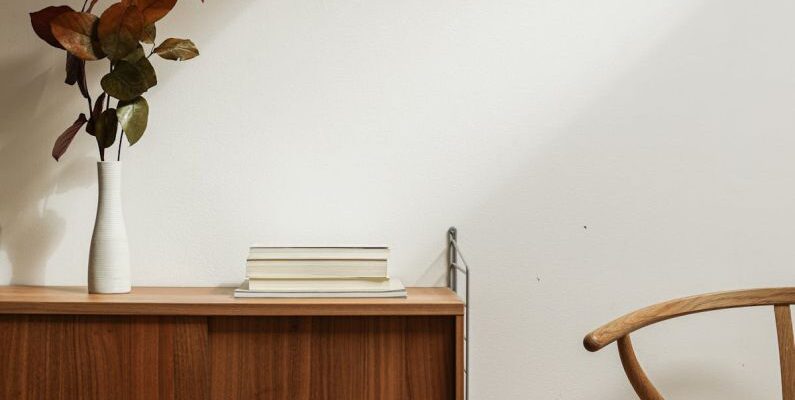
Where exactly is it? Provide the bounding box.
[0,286,463,316]
[0,315,207,400]
[0,287,462,399]
[584,287,795,351]
[775,305,795,400]
[617,335,664,400]
[210,316,456,400]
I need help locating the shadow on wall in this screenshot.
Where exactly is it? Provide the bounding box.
[601,366,756,399]
[0,51,95,285]
[0,0,254,284]
[415,247,449,287]
[461,0,795,398]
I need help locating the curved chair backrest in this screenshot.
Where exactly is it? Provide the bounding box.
[583,288,795,400]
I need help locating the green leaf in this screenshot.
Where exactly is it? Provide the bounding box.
[153,38,199,61]
[51,11,104,60]
[101,60,147,101]
[121,47,157,89]
[52,113,87,161]
[29,5,73,49]
[117,96,149,145]
[136,56,157,89]
[122,44,146,62]
[141,23,156,44]
[98,2,144,60]
[94,109,118,149]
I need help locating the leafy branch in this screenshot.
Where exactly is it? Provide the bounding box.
[30,0,201,161]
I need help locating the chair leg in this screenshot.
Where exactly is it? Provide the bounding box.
[617,335,664,400]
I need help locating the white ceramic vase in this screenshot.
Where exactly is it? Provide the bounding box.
[88,161,131,294]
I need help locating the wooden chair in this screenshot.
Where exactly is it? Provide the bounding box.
[583,288,795,399]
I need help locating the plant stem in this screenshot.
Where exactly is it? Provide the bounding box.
[117,129,123,161]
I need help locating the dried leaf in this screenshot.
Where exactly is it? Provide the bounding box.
[65,53,90,99]
[122,0,176,25]
[30,5,73,49]
[122,44,146,62]
[94,109,118,149]
[136,56,157,89]
[153,38,199,61]
[51,11,104,60]
[141,23,156,44]
[86,92,106,135]
[52,113,87,161]
[98,3,144,60]
[101,60,147,101]
[117,96,148,145]
[121,45,157,89]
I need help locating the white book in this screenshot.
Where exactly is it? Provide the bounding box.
[246,277,404,293]
[247,266,386,279]
[246,259,387,279]
[234,289,407,298]
[247,246,389,260]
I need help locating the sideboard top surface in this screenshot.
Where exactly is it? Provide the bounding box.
[0,286,464,316]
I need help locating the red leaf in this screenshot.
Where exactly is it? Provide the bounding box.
[30,5,74,49]
[122,0,176,25]
[86,92,106,135]
[65,54,89,99]
[52,114,88,161]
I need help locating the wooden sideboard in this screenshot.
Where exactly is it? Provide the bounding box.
[0,286,464,400]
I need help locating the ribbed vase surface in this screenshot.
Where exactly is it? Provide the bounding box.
[88,161,131,294]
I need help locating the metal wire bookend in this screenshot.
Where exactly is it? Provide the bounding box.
[447,226,470,400]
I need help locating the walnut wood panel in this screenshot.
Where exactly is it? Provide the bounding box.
[0,315,207,400]
[584,287,795,351]
[209,316,456,400]
[0,287,462,399]
[775,305,795,400]
[0,287,463,317]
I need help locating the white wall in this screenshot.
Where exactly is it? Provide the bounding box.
[3,0,795,397]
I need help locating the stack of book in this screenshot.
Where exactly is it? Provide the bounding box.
[235,246,406,298]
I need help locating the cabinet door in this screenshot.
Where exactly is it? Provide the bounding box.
[208,316,456,400]
[0,315,208,400]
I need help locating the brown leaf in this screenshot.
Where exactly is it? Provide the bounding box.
[141,23,156,44]
[51,11,104,60]
[52,113,88,161]
[65,53,90,99]
[98,3,144,60]
[153,38,199,61]
[86,92,106,135]
[30,5,73,49]
[122,0,176,25]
